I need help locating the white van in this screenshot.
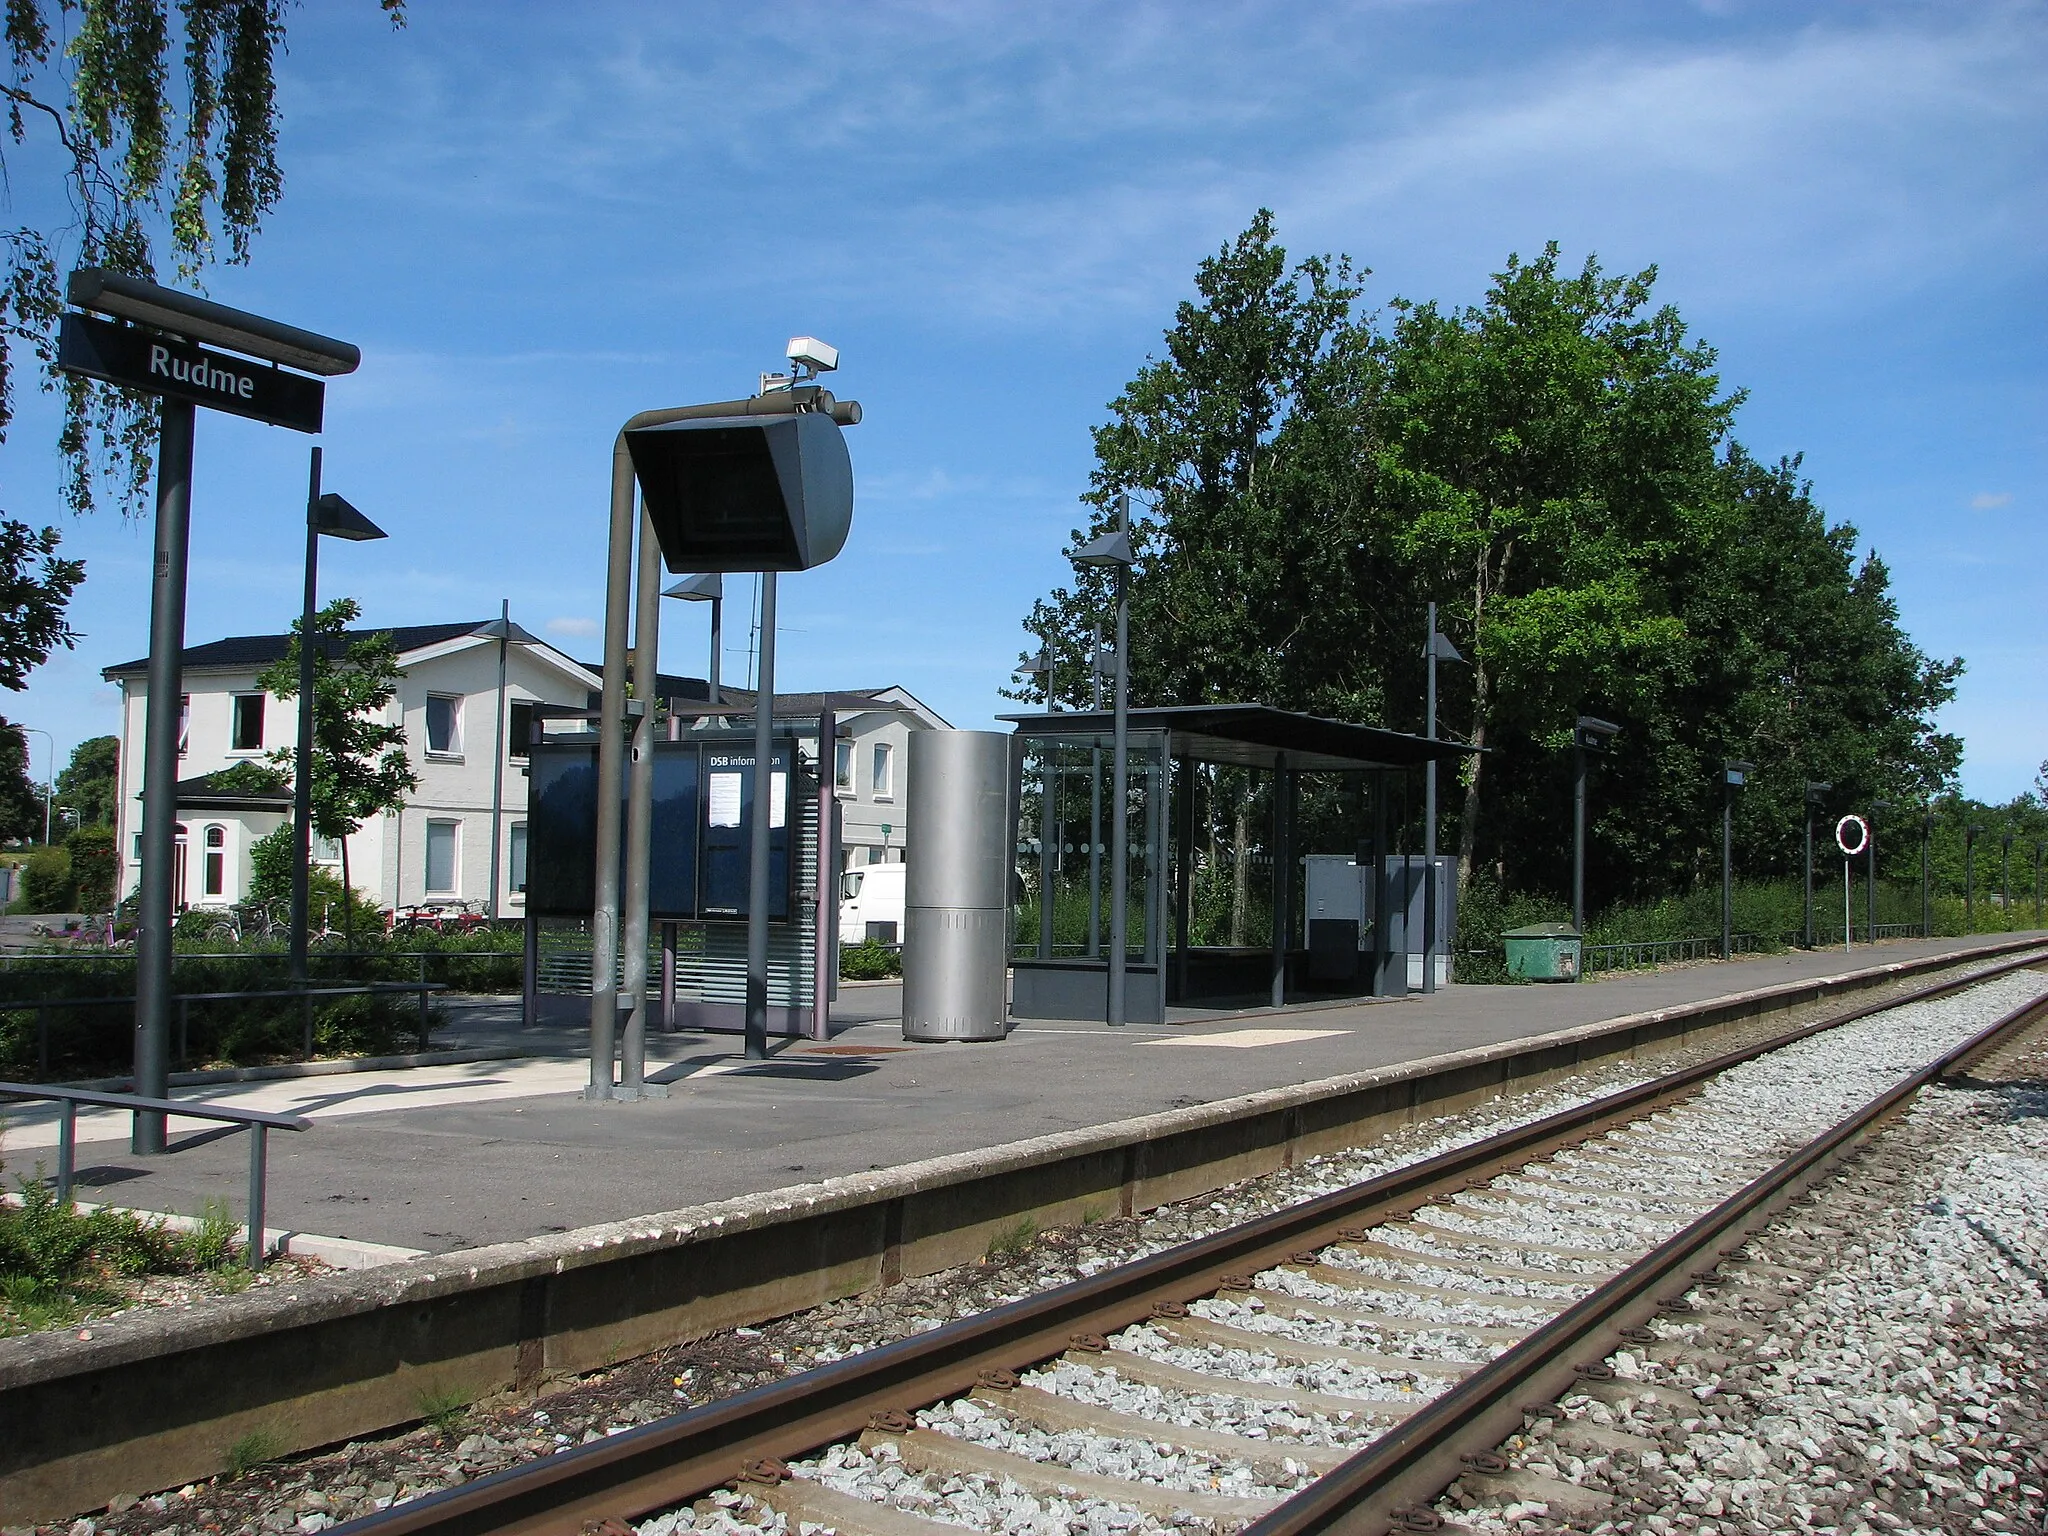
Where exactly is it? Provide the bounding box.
[839,862,906,944]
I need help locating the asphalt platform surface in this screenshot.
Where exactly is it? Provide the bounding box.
[6,933,2038,1255]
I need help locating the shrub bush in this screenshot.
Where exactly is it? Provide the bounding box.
[839,937,902,980]
[14,846,73,914]
[65,826,117,913]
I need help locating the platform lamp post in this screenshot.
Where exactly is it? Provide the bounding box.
[663,573,724,706]
[1921,809,1934,937]
[1866,799,1892,943]
[1424,612,1468,993]
[289,466,385,991]
[1569,716,1619,940]
[1803,782,1832,948]
[1720,761,1753,960]
[1965,824,1983,932]
[2034,841,2042,927]
[469,604,535,926]
[2001,831,2014,930]
[1088,625,1111,957]
[1073,494,1136,1027]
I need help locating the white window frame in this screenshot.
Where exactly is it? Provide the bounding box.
[229,692,265,753]
[871,741,894,800]
[509,821,529,895]
[424,818,460,895]
[425,694,463,758]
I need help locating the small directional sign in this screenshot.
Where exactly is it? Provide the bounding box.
[58,312,324,434]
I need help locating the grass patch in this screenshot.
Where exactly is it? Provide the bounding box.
[415,1384,470,1434]
[224,1428,285,1478]
[985,1215,1037,1261]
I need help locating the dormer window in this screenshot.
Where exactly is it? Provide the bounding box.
[426,694,462,757]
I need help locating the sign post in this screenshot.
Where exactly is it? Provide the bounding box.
[57,269,357,1153]
[1836,814,1869,954]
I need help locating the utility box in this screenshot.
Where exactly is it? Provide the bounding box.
[1503,922,1582,982]
[1303,854,1457,991]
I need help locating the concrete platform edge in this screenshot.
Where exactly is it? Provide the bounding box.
[2,935,2042,1521]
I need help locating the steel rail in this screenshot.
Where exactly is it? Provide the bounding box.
[329,948,2048,1536]
[1245,979,2048,1536]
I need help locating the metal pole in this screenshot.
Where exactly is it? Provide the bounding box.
[619,506,661,1096]
[1106,518,1131,1029]
[1270,755,1289,1009]
[744,572,779,1059]
[487,599,510,922]
[1571,743,1586,937]
[246,1124,267,1273]
[708,593,722,705]
[1037,645,1057,962]
[1866,821,1876,943]
[1921,815,1932,937]
[1966,831,1976,932]
[1423,604,1438,995]
[2036,843,2042,927]
[586,431,639,1100]
[57,1101,75,1205]
[1721,784,1733,961]
[1089,622,1103,959]
[813,707,835,1042]
[289,447,320,990]
[2002,837,2012,928]
[1803,805,1814,949]
[133,397,196,1155]
[521,911,538,1029]
[1842,859,1851,953]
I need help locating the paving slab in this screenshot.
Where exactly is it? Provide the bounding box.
[1,933,2036,1255]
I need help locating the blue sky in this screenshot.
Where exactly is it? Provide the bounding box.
[5,1,2043,800]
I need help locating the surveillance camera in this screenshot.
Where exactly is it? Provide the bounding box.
[785,336,839,374]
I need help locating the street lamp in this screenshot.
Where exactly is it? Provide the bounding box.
[470,605,536,924]
[1721,761,1754,960]
[1868,799,1893,942]
[1073,495,1136,1027]
[1803,782,1832,948]
[1966,823,1984,932]
[17,725,53,845]
[1424,611,1466,994]
[289,458,385,986]
[1570,716,1619,937]
[1921,809,1935,937]
[2001,831,2014,929]
[663,573,724,706]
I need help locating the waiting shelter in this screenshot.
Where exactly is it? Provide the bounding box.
[1001,703,1479,1025]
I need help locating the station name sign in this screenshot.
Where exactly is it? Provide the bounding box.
[58,312,324,434]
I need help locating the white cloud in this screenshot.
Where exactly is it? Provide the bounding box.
[547,616,599,637]
[1972,491,2014,509]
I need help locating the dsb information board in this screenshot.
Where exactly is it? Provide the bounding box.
[525,737,797,919]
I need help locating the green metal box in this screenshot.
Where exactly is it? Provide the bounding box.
[1503,922,1583,982]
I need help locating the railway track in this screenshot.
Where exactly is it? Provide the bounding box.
[331,957,2048,1536]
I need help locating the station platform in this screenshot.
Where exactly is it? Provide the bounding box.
[7,932,2040,1256]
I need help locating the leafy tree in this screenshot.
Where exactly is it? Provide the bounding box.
[256,598,416,936]
[54,733,118,827]
[65,822,115,910]
[0,1,406,693]
[0,715,40,840]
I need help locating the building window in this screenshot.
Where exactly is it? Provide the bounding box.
[834,740,853,792]
[509,822,528,894]
[178,694,190,758]
[231,693,265,751]
[508,700,536,759]
[872,742,894,799]
[425,819,458,894]
[132,833,142,862]
[203,824,226,896]
[312,835,342,864]
[426,695,462,756]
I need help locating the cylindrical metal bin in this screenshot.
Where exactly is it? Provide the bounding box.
[902,729,1010,1041]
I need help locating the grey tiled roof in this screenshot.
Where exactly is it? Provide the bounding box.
[103,622,492,678]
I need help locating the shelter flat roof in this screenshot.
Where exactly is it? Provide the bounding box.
[999,702,1478,773]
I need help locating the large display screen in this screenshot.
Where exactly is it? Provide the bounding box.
[523,737,794,919]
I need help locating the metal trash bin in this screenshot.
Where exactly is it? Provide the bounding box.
[1502,922,1582,982]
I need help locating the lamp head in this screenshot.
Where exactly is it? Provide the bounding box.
[313,492,384,542]
[663,572,724,602]
[1574,716,1620,752]
[1072,528,1135,568]
[1723,760,1754,787]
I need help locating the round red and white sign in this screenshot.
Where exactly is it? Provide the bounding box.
[1836,814,1869,857]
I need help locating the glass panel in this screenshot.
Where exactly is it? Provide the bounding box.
[427,696,461,754]
[508,700,535,759]
[1012,730,1165,963]
[231,694,264,751]
[834,740,852,790]
[509,823,528,893]
[425,820,457,893]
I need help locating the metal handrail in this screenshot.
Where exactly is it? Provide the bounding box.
[1582,932,1765,970]
[0,1079,310,1270]
[2,980,450,1076]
